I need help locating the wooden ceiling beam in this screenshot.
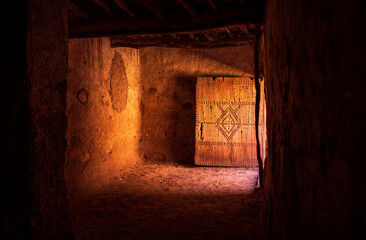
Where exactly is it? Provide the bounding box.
[110,34,254,49]
[225,27,232,35]
[140,1,166,20]
[239,24,249,34]
[92,0,113,16]
[188,32,195,39]
[69,4,264,38]
[119,25,253,37]
[170,33,179,39]
[203,32,215,41]
[207,0,218,11]
[68,0,92,19]
[178,0,198,17]
[112,0,136,17]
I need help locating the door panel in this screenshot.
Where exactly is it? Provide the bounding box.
[195,77,265,167]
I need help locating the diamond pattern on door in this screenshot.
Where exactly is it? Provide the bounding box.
[216,105,241,141]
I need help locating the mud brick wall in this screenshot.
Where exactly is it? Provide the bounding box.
[263,0,366,239]
[1,0,71,238]
[66,38,141,194]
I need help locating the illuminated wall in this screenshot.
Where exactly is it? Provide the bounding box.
[66,42,264,193]
[139,46,260,165]
[65,38,141,193]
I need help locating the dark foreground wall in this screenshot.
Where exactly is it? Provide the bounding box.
[264,0,365,239]
[1,0,71,238]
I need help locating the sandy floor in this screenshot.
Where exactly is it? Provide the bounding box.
[69,162,264,240]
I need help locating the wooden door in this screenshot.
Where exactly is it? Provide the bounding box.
[195,77,265,167]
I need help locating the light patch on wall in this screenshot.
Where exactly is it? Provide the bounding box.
[109,51,128,112]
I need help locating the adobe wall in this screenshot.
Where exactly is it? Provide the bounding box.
[139,46,256,165]
[1,0,71,238]
[66,38,141,194]
[263,0,365,239]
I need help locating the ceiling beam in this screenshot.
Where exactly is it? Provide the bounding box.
[110,33,254,49]
[203,32,215,41]
[170,33,179,39]
[92,0,113,16]
[239,24,249,34]
[207,0,218,11]
[68,0,92,19]
[111,25,251,37]
[140,0,166,20]
[69,5,264,38]
[112,0,136,17]
[225,27,232,35]
[178,0,198,17]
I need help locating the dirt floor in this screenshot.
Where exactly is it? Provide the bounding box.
[69,162,264,240]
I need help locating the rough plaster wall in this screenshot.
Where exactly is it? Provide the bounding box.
[27,1,71,238]
[139,47,255,165]
[263,0,366,239]
[1,0,71,238]
[66,38,140,194]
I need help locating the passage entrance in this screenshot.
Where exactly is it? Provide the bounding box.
[195,77,265,167]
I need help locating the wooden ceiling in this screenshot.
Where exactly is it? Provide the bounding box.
[68,0,265,48]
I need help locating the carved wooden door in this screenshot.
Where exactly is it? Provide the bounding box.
[195,77,265,167]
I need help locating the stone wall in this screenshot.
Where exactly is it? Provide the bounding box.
[66,38,141,194]
[1,0,71,238]
[139,46,255,165]
[263,0,365,239]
